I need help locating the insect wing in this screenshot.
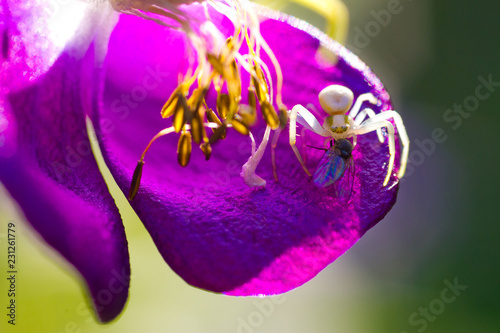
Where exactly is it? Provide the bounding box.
[312,147,346,188]
[333,158,354,200]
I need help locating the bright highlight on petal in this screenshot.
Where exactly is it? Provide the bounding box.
[46,0,88,52]
[1,1,114,90]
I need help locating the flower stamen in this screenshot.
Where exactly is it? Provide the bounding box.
[117,0,290,198]
[177,129,192,167]
[128,121,226,200]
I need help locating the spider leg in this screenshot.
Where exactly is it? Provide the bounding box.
[345,117,358,148]
[354,108,384,143]
[289,104,331,136]
[349,93,379,119]
[289,106,312,176]
[274,104,331,180]
[300,127,308,164]
[323,137,332,149]
[348,133,358,148]
[360,111,409,179]
[353,120,395,186]
[306,103,320,115]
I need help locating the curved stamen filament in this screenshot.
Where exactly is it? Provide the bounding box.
[258,35,284,108]
[139,122,228,163]
[238,53,274,104]
[242,3,285,108]
[127,8,179,30]
[129,122,230,201]
[122,0,290,198]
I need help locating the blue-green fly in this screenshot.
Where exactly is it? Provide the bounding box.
[311,139,355,199]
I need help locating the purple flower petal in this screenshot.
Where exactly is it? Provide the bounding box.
[97,10,401,295]
[0,2,129,322]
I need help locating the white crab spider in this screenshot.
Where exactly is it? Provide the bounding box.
[287,85,409,186]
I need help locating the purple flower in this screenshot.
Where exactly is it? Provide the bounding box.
[0,0,402,323]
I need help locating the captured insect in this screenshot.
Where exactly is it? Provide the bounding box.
[309,138,355,199]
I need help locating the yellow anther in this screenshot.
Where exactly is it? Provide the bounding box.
[228,97,240,120]
[200,140,212,161]
[207,53,224,75]
[187,87,208,110]
[248,86,257,110]
[209,123,228,144]
[252,64,269,103]
[191,107,207,145]
[177,130,192,167]
[161,90,180,118]
[260,101,280,130]
[278,104,289,130]
[206,108,226,139]
[216,93,230,119]
[128,160,145,201]
[224,59,242,100]
[206,108,221,125]
[173,93,189,133]
[231,115,250,136]
[226,36,235,52]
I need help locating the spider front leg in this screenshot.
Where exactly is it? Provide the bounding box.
[288,105,331,176]
[349,92,379,119]
[289,105,313,177]
[352,120,395,186]
[361,111,409,179]
[344,133,358,148]
[354,108,384,143]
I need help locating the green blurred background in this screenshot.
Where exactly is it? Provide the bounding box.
[1,0,499,332]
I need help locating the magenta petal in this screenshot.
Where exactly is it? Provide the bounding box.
[1,1,128,321]
[0,49,130,322]
[97,12,401,295]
